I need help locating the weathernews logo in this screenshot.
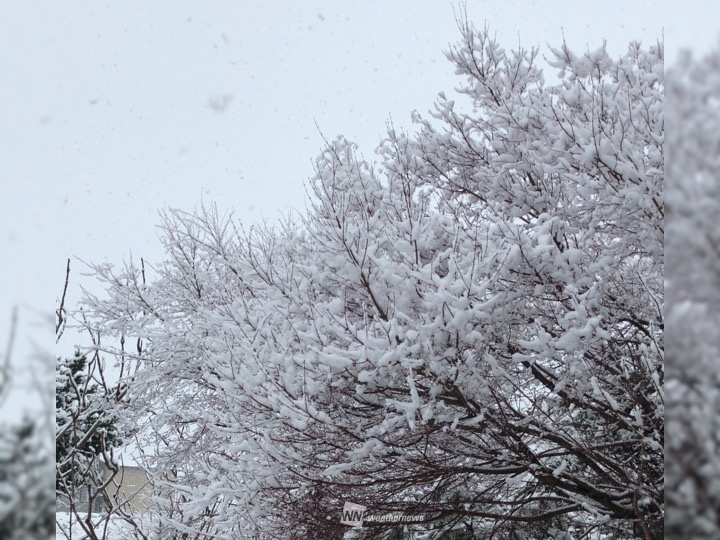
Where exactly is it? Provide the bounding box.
[340,501,425,528]
[340,502,367,526]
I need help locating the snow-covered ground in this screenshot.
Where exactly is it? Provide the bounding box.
[55,513,150,540]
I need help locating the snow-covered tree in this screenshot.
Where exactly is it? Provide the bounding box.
[665,45,720,539]
[79,22,663,539]
[0,309,54,539]
[0,419,55,539]
[56,351,124,496]
[56,263,149,540]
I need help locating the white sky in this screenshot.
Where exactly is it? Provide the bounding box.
[0,0,707,419]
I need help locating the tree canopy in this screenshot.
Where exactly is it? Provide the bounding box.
[78,22,663,539]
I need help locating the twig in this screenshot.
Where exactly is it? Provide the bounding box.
[0,306,18,407]
[56,258,71,342]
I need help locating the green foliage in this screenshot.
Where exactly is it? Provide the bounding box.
[55,351,123,494]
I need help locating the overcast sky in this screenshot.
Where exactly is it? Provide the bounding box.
[0,1,710,418]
